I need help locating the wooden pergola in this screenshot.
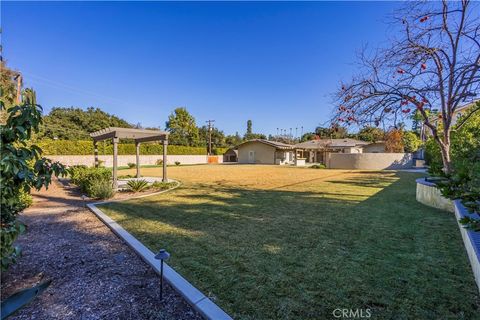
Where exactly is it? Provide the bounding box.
[90,127,169,188]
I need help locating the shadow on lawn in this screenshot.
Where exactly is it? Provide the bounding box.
[99,171,480,320]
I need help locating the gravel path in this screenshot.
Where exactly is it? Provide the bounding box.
[0,180,202,320]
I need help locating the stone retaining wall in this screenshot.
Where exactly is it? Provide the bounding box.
[46,155,222,167]
[416,178,454,212]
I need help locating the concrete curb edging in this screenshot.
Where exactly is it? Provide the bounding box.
[86,185,232,320]
[453,200,480,293]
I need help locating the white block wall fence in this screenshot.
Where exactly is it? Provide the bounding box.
[326,153,413,170]
[46,155,222,167]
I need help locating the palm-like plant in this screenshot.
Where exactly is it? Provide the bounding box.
[126,179,149,193]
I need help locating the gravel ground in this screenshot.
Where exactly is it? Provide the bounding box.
[0,180,202,320]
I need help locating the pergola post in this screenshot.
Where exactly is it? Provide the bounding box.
[135,141,141,178]
[94,141,99,168]
[113,137,119,189]
[162,139,168,182]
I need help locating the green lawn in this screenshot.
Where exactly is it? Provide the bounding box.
[99,165,480,319]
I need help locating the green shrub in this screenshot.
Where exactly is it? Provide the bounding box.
[18,190,33,210]
[127,162,136,168]
[424,138,443,176]
[68,166,111,197]
[402,131,422,153]
[126,179,149,193]
[310,164,326,169]
[37,139,228,156]
[1,102,66,271]
[88,179,115,199]
[151,181,176,190]
[437,105,480,231]
[175,161,181,166]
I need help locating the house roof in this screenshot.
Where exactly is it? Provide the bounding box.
[295,138,370,149]
[238,139,294,150]
[223,147,238,155]
[90,127,169,142]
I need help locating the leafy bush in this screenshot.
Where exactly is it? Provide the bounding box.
[402,131,422,153]
[437,105,480,231]
[87,179,115,199]
[127,162,136,168]
[384,128,404,152]
[175,161,181,166]
[1,102,66,271]
[424,138,443,176]
[151,181,177,190]
[37,139,228,156]
[68,166,111,197]
[126,179,149,193]
[18,190,33,210]
[310,164,326,169]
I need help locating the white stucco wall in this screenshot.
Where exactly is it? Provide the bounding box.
[326,153,412,170]
[238,142,276,164]
[45,155,222,167]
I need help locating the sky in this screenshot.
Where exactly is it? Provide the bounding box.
[2,1,403,136]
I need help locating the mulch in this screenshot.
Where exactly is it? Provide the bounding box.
[0,180,202,320]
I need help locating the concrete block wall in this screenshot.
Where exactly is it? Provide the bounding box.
[326,153,413,170]
[46,155,222,167]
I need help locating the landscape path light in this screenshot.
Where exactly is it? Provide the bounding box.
[154,249,170,301]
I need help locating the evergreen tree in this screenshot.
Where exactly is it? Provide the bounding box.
[165,107,200,146]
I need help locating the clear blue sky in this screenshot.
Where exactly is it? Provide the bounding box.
[2,1,402,136]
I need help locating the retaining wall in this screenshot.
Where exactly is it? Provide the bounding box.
[326,153,413,170]
[415,178,454,212]
[453,200,480,292]
[46,155,222,167]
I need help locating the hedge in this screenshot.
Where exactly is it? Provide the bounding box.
[37,139,228,156]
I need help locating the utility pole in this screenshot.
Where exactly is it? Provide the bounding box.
[206,120,215,155]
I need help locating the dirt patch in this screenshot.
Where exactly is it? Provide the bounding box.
[0,180,201,320]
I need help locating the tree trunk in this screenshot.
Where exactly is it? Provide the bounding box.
[440,143,452,175]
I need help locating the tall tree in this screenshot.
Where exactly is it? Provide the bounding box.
[333,1,480,173]
[225,132,243,146]
[246,120,253,135]
[315,126,348,139]
[384,128,405,153]
[1,82,65,270]
[0,62,20,123]
[165,107,200,146]
[357,126,385,142]
[244,120,266,140]
[198,125,226,149]
[39,107,133,140]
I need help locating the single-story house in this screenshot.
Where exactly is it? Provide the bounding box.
[295,138,386,164]
[223,148,238,162]
[237,139,295,165]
